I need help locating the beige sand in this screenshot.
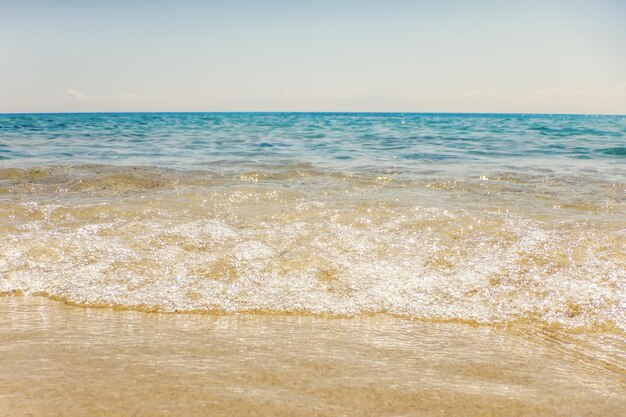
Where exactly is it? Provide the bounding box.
[0,296,624,417]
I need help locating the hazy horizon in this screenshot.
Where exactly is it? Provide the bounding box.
[2,0,625,115]
[3,109,625,116]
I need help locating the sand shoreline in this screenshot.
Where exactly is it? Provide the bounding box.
[1,296,624,417]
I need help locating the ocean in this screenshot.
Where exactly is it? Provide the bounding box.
[0,112,624,416]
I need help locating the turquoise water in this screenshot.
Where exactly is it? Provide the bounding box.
[1,113,625,331]
[1,112,624,177]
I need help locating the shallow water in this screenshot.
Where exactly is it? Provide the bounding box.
[0,113,624,414]
[0,163,624,331]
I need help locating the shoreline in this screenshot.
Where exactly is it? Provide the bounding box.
[1,296,624,417]
[3,293,624,336]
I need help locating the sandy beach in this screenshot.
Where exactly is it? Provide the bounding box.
[1,113,624,416]
[1,296,624,416]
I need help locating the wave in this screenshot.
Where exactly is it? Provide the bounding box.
[1,165,624,332]
[597,146,626,156]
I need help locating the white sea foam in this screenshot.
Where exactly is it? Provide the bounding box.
[1,166,624,332]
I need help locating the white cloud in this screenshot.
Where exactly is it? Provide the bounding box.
[65,89,87,100]
[62,90,140,101]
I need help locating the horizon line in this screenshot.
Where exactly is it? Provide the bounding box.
[1,111,624,117]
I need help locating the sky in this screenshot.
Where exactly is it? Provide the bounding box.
[1,0,625,114]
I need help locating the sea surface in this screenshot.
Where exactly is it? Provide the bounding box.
[0,112,625,330]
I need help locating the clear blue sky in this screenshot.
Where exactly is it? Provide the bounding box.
[1,0,625,113]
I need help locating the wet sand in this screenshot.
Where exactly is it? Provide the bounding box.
[1,296,624,417]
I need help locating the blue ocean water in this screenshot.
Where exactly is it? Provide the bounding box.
[1,113,624,177]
